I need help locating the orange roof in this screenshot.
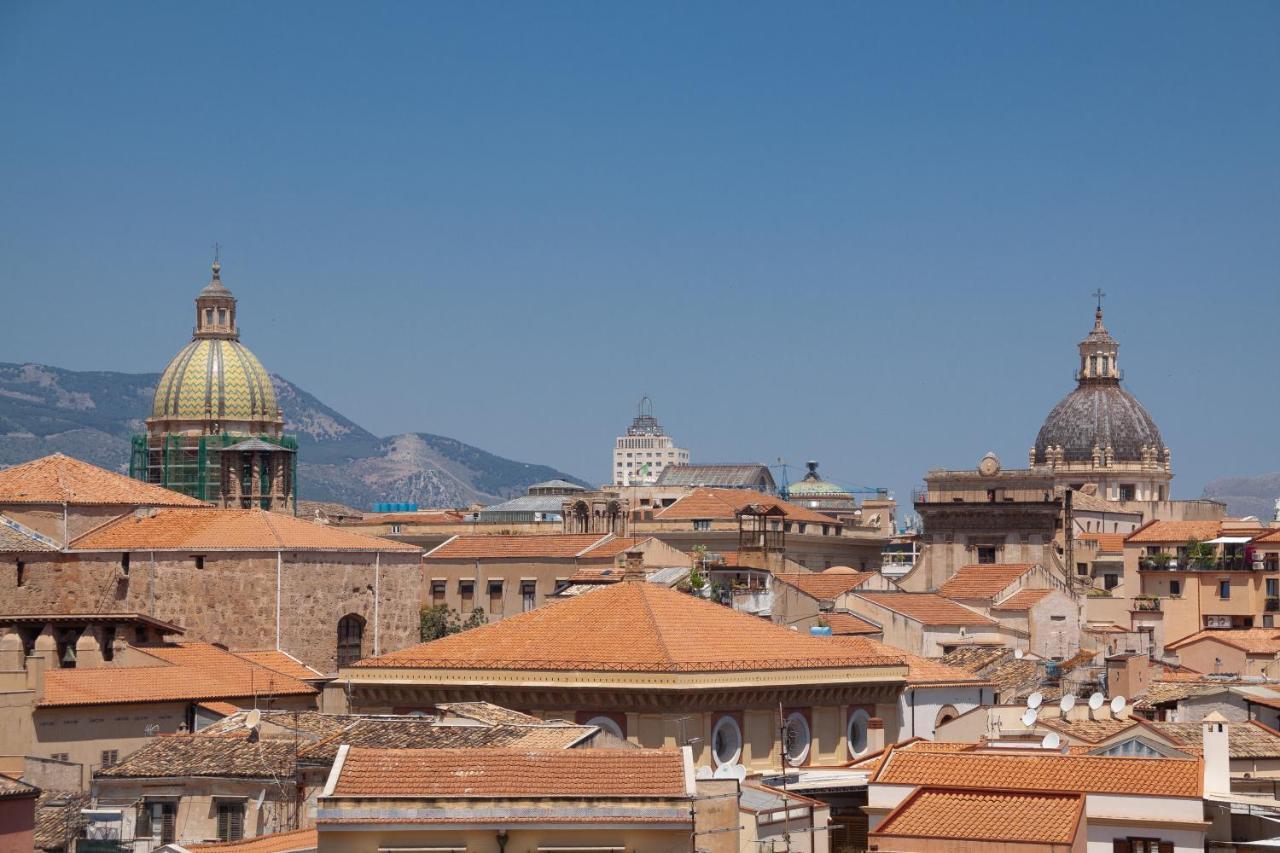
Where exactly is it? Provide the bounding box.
[39,642,318,707]
[579,536,653,559]
[1166,628,1280,655]
[426,533,612,560]
[330,747,687,798]
[353,510,464,526]
[1078,533,1126,553]
[873,787,1083,845]
[824,612,882,635]
[993,589,1053,611]
[234,650,325,681]
[1252,529,1280,545]
[654,488,836,525]
[355,582,905,674]
[853,592,996,627]
[774,572,875,600]
[189,828,317,853]
[830,637,983,686]
[1126,519,1225,544]
[195,700,243,716]
[70,508,418,553]
[938,564,1034,600]
[0,453,206,507]
[873,747,1201,797]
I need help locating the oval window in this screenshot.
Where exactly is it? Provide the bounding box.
[848,709,870,757]
[784,712,811,766]
[712,716,742,767]
[585,715,625,740]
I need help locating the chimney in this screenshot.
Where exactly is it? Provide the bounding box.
[622,550,646,582]
[1202,712,1230,795]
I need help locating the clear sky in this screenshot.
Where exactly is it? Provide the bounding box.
[2,2,1277,504]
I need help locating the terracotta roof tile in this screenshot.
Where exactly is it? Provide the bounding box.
[234,650,326,681]
[1166,628,1280,655]
[578,536,652,559]
[330,747,687,798]
[938,564,1034,600]
[189,828,317,853]
[873,748,1201,797]
[654,488,836,525]
[300,720,595,763]
[35,791,88,850]
[829,637,981,686]
[854,592,996,627]
[70,508,418,553]
[427,534,612,560]
[96,734,295,779]
[1126,519,1227,544]
[40,642,318,707]
[1077,533,1126,553]
[0,776,39,799]
[774,572,875,600]
[0,454,208,507]
[824,612,882,635]
[873,787,1082,845]
[436,702,544,725]
[355,582,905,674]
[1151,720,1280,759]
[993,589,1053,611]
[1039,717,1137,744]
[0,515,58,552]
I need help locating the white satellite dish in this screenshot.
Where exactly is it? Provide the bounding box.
[1027,692,1043,710]
[1088,692,1105,711]
[1110,695,1126,715]
[1041,732,1061,750]
[713,764,735,779]
[1059,695,1076,714]
[1014,648,1024,659]
[1020,708,1038,728]
[695,766,713,780]
[244,708,262,730]
[729,764,747,782]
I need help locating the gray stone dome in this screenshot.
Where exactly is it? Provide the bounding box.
[1034,382,1165,463]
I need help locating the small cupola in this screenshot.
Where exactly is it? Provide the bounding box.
[194,259,239,340]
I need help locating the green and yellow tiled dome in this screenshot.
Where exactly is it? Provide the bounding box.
[152,338,277,422]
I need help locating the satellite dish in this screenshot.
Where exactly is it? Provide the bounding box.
[1110,695,1126,715]
[1088,692,1105,711]
[1041,732,1061,750]
[1014,648,1024,659]
[244,708,262,730]
[713,764,736,779]
[695,766,713,780]
[1027,692,1043,710]
[729,764,747,782]
[1059,695,1076,714]
[1020,709,1038,728]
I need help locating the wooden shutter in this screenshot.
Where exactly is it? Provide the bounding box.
[1158,843,1174,853]
[1112,841,1130,853]
[135,804,151,839]
[160,803,176,844]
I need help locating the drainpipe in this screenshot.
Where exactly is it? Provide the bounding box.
[910,688,916,738]
[62,502,68,548]
[149,551,156,616]
[276,550,283,651]
[374,552,381,657]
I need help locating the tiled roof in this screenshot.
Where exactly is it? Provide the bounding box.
[940,648,1040,698]
[938,564,1034,600]
[40,642,318,707]
[355,582,905,673]
[1166,628,1280,655]
[824,612,882,635]
[853,593,996,627]
[873,787,1082,845]
[70,508,418,553]
[1077,532,1126,553]
[0,516,58,552]
[96,734,296,779]
[1133,680,1221,710]
[654,488,836,525]
[189,828,317,853]
[426,533,612,560]
[578,536,651,559]
[436,702,544,725]
[1040,717,1136,744]
[330,747,687,798]
[0,454,206,507]
[300,720,595,763]
[993,589,1053,611]
[35,791,88,850]
[829,637,980,686]
[234,650,326,681]
[1068,491,1139,513]
[1152,720,1280,759]
[0,775,39,799]
[196,701,243,717]
[873,748,1201,797]
[1126,519,1225,544]
[774,572,875,600]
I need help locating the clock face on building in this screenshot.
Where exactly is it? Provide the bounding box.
[978,453,1001,477]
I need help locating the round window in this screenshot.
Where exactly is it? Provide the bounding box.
[784,712,811,766]
[848,709,870,757]
[711,716,742,767]
[585,716,624,740]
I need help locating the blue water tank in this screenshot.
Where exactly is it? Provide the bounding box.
[810,626,833,637]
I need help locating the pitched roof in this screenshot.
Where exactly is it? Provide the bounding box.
[0,776,39,799]
[872,747,1201,797]
[993,589,1054,611]
[300,720,595,763]
[95,734,296,779]
[940,647,1041,697]
[824,612,882,635]
[355,582,905,674]
[578,536,653,559]
[938,564,1034,600]
[774,571,875,600]
[1077,532,1126,553]
[1165,628,1280,655]
[0,516,58,552]
[189,828,317,853]
[653,464,774,489]
[426,533,611,560]
[853,592,996,627]
[654,487,835,525]
[1039,717,1137,744]
[1151,720,1280,759]
[1126,519,1226,544]
[69,508,418,553]
[35,791,88,850]
[0,454,207,507]
[436,702,544,725]
[329,747,687,798]
[872,787,1083,845]
[39,642,318,707]
[234,650,326,681]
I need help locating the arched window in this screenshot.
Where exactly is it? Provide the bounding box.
[336,614,366,668]
[585,715,625,740]
[711,716,742,767]
[848,709,870,757]
[783,712,811,766]
[935,705,959,731]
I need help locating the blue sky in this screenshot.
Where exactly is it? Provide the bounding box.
[2,2,1277,503]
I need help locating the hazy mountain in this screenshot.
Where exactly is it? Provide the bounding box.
[1202,474,1280,522]
[0,362,588,509]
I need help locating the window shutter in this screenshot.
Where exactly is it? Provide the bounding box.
[136,804,151,838]
[1158,843,1174,853]
[161,804,176,844]
[229,805,244,841]
[217,806,228,841]
[1112,841,1130,853]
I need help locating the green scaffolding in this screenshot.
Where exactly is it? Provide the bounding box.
[130,432,299,511]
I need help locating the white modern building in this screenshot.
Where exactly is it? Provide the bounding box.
[612,397,689,486]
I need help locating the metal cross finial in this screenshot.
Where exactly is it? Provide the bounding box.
[212,242,221,263]
[1092,288,1106,311]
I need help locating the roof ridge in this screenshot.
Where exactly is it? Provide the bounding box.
[634,584,676,668]
[259,509,287,550]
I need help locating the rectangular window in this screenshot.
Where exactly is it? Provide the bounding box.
[51,753,68,762]
[977,546,997,565]
[1219,580,1231,599]
[1050,615,1066,621]
[216,801,245,843]
[121,553,130,575]
[1267,578,1278,597]
[138,801,176,844]
[15,561,24,587]
[693,520,711,531]
[488,580,503,616]
[1170,579,1181,597]
[431,580,446,606]
[459,580,474,610]
[193,555,204,570]
[1119,484,1136,501]
[1076,562,1088,576]
[521,581,536,612]
[1104,573,1119,590]
[100,749,119,767]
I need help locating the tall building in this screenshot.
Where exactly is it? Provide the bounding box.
[130,260,297,511]
[611,396,688,486]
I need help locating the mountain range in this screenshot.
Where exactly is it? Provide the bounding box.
[0,362,588,510]
[1201,474,1280,523]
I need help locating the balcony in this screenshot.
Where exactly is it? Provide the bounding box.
[1267,598,1280,613]
[1132,596,1161,612]
[1140,556,1255,572]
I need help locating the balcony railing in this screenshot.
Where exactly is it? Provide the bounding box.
[1140,557,1255,571]
[1133,597,1161,612]
[1267,598,1280,613]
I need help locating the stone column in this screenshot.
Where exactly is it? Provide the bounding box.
[251,453,262,505]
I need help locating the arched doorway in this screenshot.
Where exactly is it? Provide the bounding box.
[336,613,366,668]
